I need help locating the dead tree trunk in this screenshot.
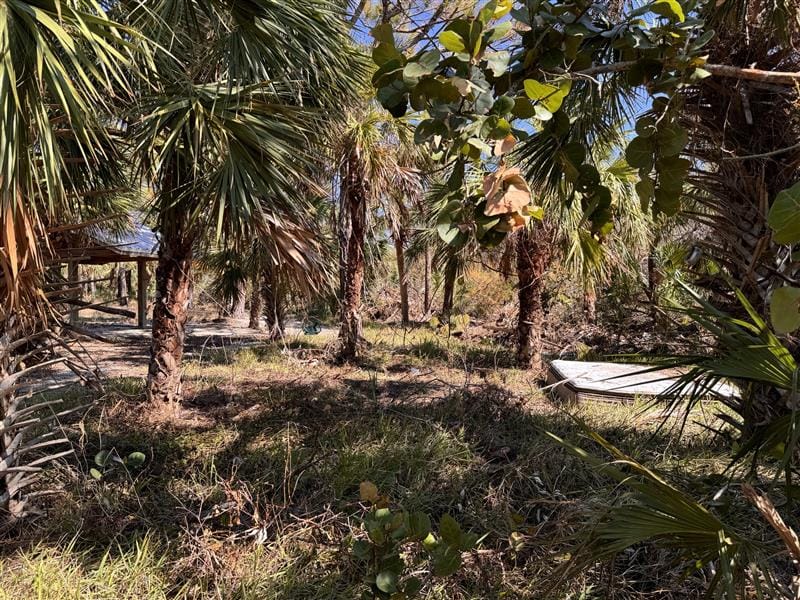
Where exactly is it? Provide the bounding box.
[516,225,553,373]
[147,217,193,404]
[125,270,132,304]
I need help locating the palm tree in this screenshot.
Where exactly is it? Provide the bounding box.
[514,147,650,371]
[407,175,488,323]
[680,2,800,311]
[332,105,420,359]
[203,208,334,338]
[0,0,149,519]
[514,222,557,371]
[0,0,142,318]
[561,155,652,324]
[383,158,426,325]
[128,0,361,402]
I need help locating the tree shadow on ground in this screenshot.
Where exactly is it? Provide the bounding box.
[3,368,720,598]
[385,338,517,371]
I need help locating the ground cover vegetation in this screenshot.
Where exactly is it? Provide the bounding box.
[1,0,799,598]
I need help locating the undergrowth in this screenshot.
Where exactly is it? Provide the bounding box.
[0,325,731,599]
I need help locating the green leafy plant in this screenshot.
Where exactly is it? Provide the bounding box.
[542,282,800,598]
[89,449,147,481]
[371,0,715,244]
[545,422,798,600]
[352,481,481,599]
[654,282,800,487]
[767,181,800,333]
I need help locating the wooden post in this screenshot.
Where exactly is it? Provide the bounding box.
[68,261,80,324]
[137,259,148,328]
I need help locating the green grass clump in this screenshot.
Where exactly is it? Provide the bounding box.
[0,537,169,600]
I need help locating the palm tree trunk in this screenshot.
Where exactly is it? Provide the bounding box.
[423,246,432,317]
[516,225,552,372]
[441,257,457,322]
[338,157,367,360]
[262,267,285,341]
[248,272,263,330]
[147,218,193,404]
[584,286,597,325]
[394,231,409,325]
[230,279,247,320]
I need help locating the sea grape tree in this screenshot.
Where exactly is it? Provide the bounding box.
[370,0,781,246]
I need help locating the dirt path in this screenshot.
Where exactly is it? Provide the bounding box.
[36,320,336,390]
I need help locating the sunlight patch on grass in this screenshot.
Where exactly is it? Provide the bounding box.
[0,537,169,600]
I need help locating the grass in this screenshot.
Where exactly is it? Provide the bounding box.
[1,324,732,599]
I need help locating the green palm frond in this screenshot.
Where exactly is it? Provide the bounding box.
[708,0,800,44]
[137,0,365,95]
[515,142,651,294]
[515,75,638,198]
[129,0,362,252]
[546,422,788,600]
[0,0,148,316]
[662,282,796,395]
[647,281,800,481]
[203,247,248,306]
[133,83,322,240]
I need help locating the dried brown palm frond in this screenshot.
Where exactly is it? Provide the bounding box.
[0,85,135,520]
[681,1,800,310]
[0,0,146,320]
[199,196,336,330]
[1,316,98,524]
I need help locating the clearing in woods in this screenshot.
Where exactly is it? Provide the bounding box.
[1,323,727,599]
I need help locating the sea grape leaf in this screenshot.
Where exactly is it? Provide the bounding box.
[768,182,800,244]
[771,286,800,334]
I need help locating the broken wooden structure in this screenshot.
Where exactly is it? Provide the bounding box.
[53,216,159,328]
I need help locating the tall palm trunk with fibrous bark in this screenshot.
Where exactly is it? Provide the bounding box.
[338,154,367,360]
[394,231,409,325]
[248,272,263,330]
[147,215,193,404]
[516,225,553,373]
[440,257,458,322]
[683,10,800,311]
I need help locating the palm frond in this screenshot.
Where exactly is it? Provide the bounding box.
[0,0,147,317]
[650,280,800,484]
[546,422,791,600]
